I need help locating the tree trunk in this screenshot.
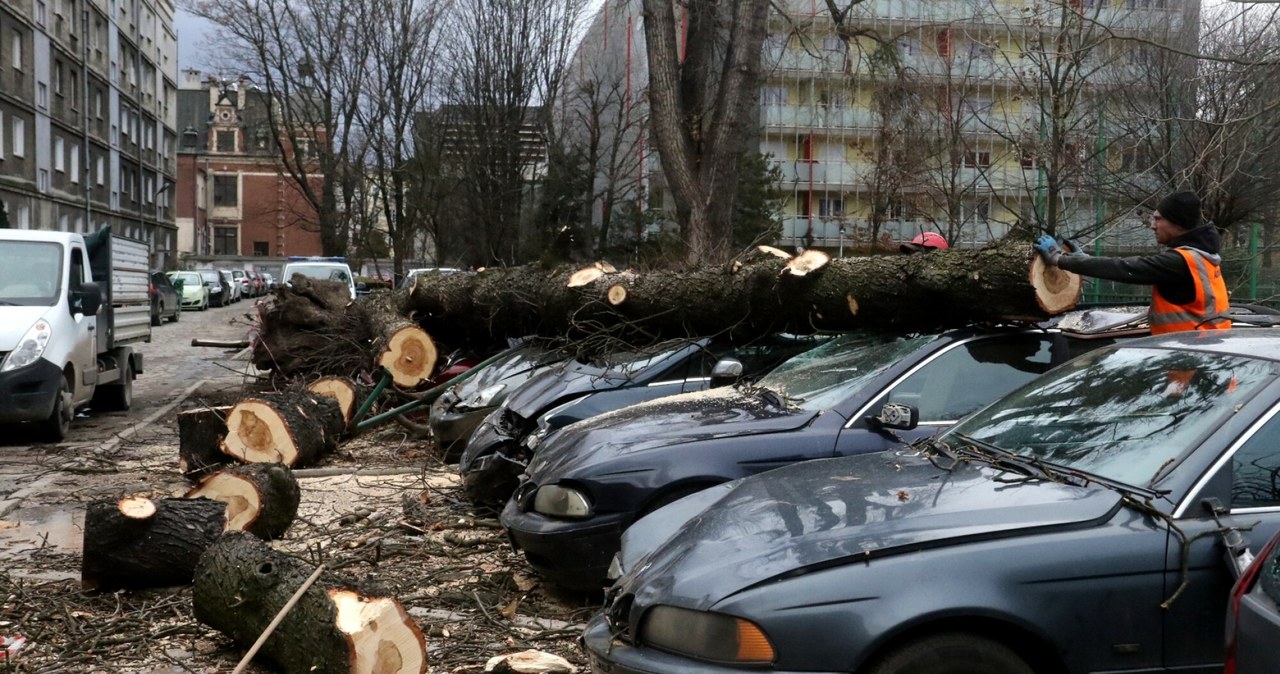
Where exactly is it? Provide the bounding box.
[221,393,345,468]
[194,532,427,674]
[186,463,301,540]
[358,290,438,387]
[402,244,1080,346]
[81,496,227,591]
[178,405,234,482]
[305,376,359,426]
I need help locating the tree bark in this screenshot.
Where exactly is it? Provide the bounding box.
[193,532,427,674]
[221,392,345,468]
[81,496,227,591]
[403,244,1080,346]
[186,463,301,540]
[178,406,234,482]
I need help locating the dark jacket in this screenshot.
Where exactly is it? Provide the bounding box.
[1057,225,1222,306]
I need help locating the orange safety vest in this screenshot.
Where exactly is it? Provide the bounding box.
[1149,247,1231,335]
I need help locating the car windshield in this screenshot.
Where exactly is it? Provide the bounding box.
[947,346,1278,487]
[200,271,221,283]
[171,272,202,287]
[0,241,63,306]
[288,266,350,283]
[755,332,935,411]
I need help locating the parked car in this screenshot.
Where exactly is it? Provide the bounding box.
[246,270,267,297]
[429,338,571,461]
[260,272,277,291]
[219,270,242,303]
[281,257,357,300]
[462,333,831,507]
[198,269,231,307]
[588,327,1280,674]
[149,270,180,325]
[400,267,462,290]
[167,270,209,311]
[230,269,251,298]
[1226,527,1280,673]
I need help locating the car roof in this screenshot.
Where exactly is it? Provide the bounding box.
[1111,327,1280,362]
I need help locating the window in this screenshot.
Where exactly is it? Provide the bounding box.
[54,137,64,171]
[818,197,844,217]
[95,90,103,118]
[761,87,787,106]
[215,130,236,153]
[822,36,846,52]
[214,226,238,255]
[96,155,104,185]
[37,83,48,109]
[1230,409,1280,509]
[36,1,47,26]
[12,117,24,157]
[70,144,79,183]
[213,175,239,207]
[0,111,4,159]
[253,241,269,256]
[896,37,921,58]
[11,30,21,70]
[1021,148,1038,170]
[882,335,1056,422]
[38,169,49,192]
[54,61,63,94]
[962,150,991,168]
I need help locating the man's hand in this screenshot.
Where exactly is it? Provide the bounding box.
[1059,238,1088,257]
[1033,235,1064,266]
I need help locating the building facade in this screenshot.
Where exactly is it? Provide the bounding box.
[174,70,323,265]
[0,0,179,265]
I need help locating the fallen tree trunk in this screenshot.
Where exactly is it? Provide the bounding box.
[81,496,227,591]
[221,392,344,468]
[194,532,428,674]
[305,377,358,426]
[186,463,301,540]
[178,405,234,481]
[402,244,1080,346]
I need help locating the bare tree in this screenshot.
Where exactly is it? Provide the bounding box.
[641,0,769,265]
[188,0,373,256]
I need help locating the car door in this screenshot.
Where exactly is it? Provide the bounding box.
[68,245,97,401]
[834,333,1061,456]
[1163,403,1280,671]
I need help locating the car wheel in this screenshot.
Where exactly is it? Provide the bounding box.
[170,304,180,322]
[41,378,73,442]
[864,633,1034,674]
[92,360,133,412]
[151,305,162,326]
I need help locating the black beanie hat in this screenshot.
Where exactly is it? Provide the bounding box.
[1156,191,1201,231]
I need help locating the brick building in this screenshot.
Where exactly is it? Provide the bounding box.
[174,69,323,264]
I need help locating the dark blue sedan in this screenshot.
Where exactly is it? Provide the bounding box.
[589,329,1280,673]
[503,308,1150,590]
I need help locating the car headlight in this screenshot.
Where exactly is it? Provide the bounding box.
[2,319,52,372]
[463,383,506,409]
[640,605,775,664]
[533,484,593,518]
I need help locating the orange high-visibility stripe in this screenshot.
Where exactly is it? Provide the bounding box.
[1150,247,1231,335]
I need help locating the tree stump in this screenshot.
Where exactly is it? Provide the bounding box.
[221,393,344,468]
[178,405,234,481]
[306,377,358,426]
[194,532,427,674]
[186,463,301,540]
[81,496,227,591]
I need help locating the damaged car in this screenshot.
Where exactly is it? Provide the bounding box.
[588,329,1280,674]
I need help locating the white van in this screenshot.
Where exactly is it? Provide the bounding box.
[280,257,356,300]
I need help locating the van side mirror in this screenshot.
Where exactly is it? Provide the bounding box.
[868,402,919,431]
[709,358,745,387]
[75,282,103,316]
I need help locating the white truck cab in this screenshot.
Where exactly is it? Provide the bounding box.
[0,228,148,440]
[281,256,356,300]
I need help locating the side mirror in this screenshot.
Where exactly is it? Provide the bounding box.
[709,358,745,387]
[75,282,103,316]
[868,402,919,431]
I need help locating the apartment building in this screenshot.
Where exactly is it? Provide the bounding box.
[0,0,179,265]
[174,70,323,262]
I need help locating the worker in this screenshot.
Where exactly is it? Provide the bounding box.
[1034,191,1231,335]
[899,232,949,254]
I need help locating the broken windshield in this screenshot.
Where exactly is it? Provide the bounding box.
[755,332,934,412]
[946,346,1277,488]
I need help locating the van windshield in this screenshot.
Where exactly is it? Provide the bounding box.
[287,265,351,284]
[0,242,64,306]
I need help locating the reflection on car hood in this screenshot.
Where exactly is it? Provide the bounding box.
[445,348,565,412]
[527,387,814,479]
[505,360,640,418]
[620,450,1123,608]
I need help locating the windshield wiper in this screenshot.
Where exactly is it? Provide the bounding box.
[750,386,788,408]
[952,434,1165,501]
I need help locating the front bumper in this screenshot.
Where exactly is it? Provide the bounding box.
[0,358,63,423]
[179,293,204,308]
[428,406,491,460]
[501,498,625,591]
[582,612,837,674]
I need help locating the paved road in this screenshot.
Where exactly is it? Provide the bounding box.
[0,295,265,555]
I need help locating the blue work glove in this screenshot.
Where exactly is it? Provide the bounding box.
[1033,235,1064,266]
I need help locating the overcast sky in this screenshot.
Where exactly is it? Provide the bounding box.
[174,9,217,72]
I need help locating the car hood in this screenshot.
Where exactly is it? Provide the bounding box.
[527,387,816,479]
[447,349,566,412]
[0,306,55,351]
[618,450,1124,609]
[505,360,638,418]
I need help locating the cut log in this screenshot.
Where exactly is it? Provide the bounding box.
[178,405,234,481]
[194,532,427,674]
[306,377,358,425]
[359,290,439,388]
[221,393,345,468]
[81,496,227,591]
[402,244,1082,346]
[186,463,301,540]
